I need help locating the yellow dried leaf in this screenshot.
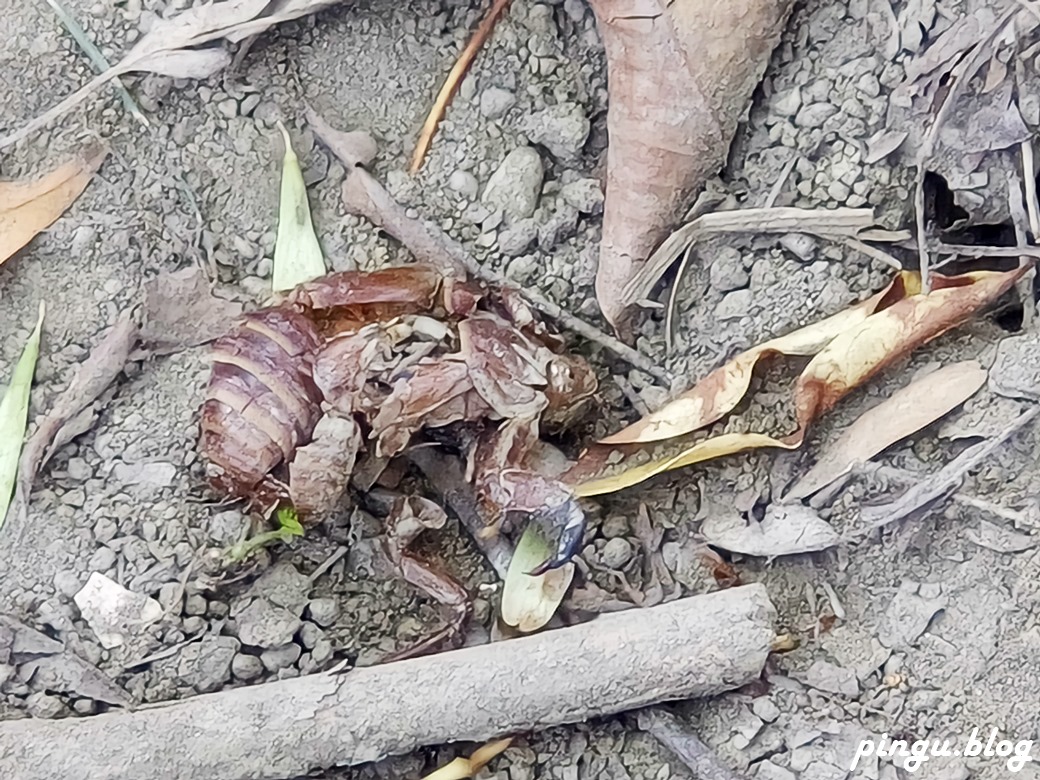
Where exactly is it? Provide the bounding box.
[272,122,326,292]
[0,148,107,266]
[569,266,1029,496]
[600,272,917,445]
[500,522,573,632]
[421,738,514,780]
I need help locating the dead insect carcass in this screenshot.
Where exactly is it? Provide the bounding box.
[198,264,597,568]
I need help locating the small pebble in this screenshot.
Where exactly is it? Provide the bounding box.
[448,170,479,200]
[232,653,265,681]
[600,515,629,539]
[87,546,117,572]
[306,598,340,628]
[298,621,324,650]
[184,594,208,616]
[601,537,633,569]
[261,643,302,672]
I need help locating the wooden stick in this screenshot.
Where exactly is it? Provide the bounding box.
[0,586,775,780]
[409,0,512,173]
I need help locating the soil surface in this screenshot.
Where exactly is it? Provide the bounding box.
[2,1,1040,779]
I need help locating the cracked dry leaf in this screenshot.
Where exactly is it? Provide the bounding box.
[273,122,326,292]
[0,147,107,265]
[787,361,987,499]
[568,266,1028,497]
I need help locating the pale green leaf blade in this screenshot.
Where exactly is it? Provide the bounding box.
[0,302,46,529]
[500,522,573,633]
[272,121,326,292]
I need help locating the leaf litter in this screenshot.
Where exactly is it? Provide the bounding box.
[566,265,1030,497]
[272,122,326,293]
[786,361,988,500]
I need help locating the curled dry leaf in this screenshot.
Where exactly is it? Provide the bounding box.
[786,361,987,499]
[587,0,796,327]
[288,415,361,515]
[17,310,137,509]
[138,266,244,355]
[420,737,514,780]
[0,147,107,266]
[568,266,1028,497]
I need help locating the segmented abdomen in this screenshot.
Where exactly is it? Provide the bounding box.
[200,308,323,500]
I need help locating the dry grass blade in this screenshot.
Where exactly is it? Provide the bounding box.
[786,361,987,499]
[622,207,901,306]
[272,122,326,292]
[0,147,107,265]
[1,303,45,530]
[39,0,146,126]
[410,0,512,173]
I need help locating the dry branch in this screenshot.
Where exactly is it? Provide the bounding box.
[0,586,776,780]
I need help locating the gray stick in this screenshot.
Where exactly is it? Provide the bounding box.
[0,586,775,780]
[634,708,748,780]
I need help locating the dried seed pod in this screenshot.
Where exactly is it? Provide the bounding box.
[200,307,323,502]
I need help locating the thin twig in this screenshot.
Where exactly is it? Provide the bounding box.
[409,0,512,173]
[843,238,904,270]
[763,153,798,209]
[664,241,696,353]
[861,406,1039,530]
[39,0,147,127]
[633,708,748,780]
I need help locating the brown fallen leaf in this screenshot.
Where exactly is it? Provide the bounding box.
[568,267,1028,496]
[601,272,917,445]
[17,310,137,505]
[288,415,361,516]
[587,0,796,327]
[137,266,244,356]
[786,361,987,499]
[0,146,107,265]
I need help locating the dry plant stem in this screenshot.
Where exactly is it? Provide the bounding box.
[337,161,672,385]
[409,448,514,577]
[911,8,1017,293]
[410,0,512,173]
[0,586,776,780]
[634,708,748,780]
[862,406,1040,530]
[856,462,1034,526]
[623,207,890,305]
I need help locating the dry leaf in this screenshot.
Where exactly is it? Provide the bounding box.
[568,267,1028,497]
[17,310,136,507]
[701,504,839,557]
[138,266,244,355]
[786,361,987,499]
[587,0,796,327]
[0,148,107,265]
[601,272,916,445]
[421,738,514,780]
